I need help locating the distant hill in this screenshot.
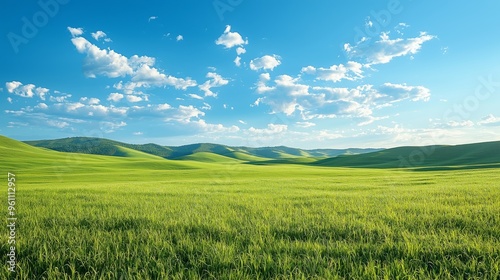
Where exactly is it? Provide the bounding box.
[313,141,500,169]
[3,135,500,169]
[0,135,199,175]
[24,137,381,161]
[25,137,174,158]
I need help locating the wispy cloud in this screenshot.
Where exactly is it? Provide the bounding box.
[344,32,435,65]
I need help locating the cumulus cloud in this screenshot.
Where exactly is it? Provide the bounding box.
[250,55,281,71]
[215,25,248,49]
[253,73,431,125]
[91,31,111,42]
[126,95,143,103]
[166,105,205,124]
[70,36,132,78]
[36,103,49,110]
[68,26,84,37]
[301,61,364,82]
[236,47,246,55]
[6,81,49,99]
[192,119,240,133]
[107,93,124,102]
[176,35,184,41]
[234,56,242,67]
[377,83,431,102]
[68,27,197,92]
[344,32,435,65]
[198,72,229,97]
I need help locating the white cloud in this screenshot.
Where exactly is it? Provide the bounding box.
[107,93,124,102]
[301,61,364,82]
[100,121,127,133]
[70,36,133,78]
[248,124,288,135]
[201,102,211,110]
[446,120,475,128]
[176,35,183,41]
[478,114,500,126]
[296,122,316,128]
[51,102,129,117]
[6,81,22,92]
[344,32,435,65]
[188,94,204,100]
[80,97,100,105]
[198,72,229,97]
[129,55,155,68]
[68,29,196,91]
[239,120,247,125]
[378,83,431,102]
[7,97,13,104]
[134,132,144,135]
[157,103,172,111]
[317,130,343,140]
[50,93,72,103]
[253,73,430,124]
[275,75,310,97]
[256,73,275,93]
[68,26,84,37]
[250,55,281,71]
[130,64,197,90]
[234,56,242,67]
[126,95,143,103]
[236,47,246,55]
[47,119,70,129]
[91,31,110,42]
[192,119,240,134]
[148,16,158,22]
[166,105,205,124]
[36,103,48,109]
[6,81,49,99]
[36,87,49,100]
[215,25,248,49]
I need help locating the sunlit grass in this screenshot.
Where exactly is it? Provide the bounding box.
[1,163,499,279]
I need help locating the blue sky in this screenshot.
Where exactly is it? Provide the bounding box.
[1,0,500,148]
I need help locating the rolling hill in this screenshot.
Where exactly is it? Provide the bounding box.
[24,137,381,161]
[313,141,500,169]
[10,135,500,169]
[0,135,201,177]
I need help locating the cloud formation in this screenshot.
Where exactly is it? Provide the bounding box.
[344,32,435,65]
[250,55,282,71]
[215,25,248,49]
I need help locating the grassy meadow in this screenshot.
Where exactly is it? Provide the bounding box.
[1,136,500,279]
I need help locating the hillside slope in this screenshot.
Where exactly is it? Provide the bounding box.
[313,141,500,168]
[0,136,199,176]
[24,137,381,160]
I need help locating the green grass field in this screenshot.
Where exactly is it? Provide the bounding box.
[1,136,500,279]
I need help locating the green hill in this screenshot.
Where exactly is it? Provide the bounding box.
[25,137,174,158]
[176,152,242,163]
[24,137,380,161]
[313,141,500,168]
[223,151,270,162]
[0,136,199,178]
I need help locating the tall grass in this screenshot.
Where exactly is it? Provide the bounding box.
[1,165,499,279]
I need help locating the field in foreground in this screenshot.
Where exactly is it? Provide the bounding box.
[1,164,500,279]
[1,135,500,279]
